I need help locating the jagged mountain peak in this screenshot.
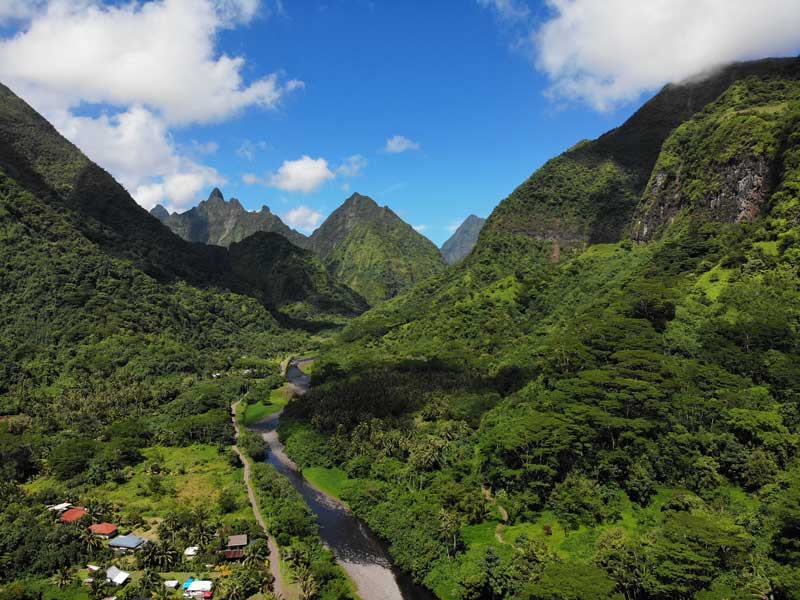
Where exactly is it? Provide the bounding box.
[150,204,170,221]
[441,214,486,264]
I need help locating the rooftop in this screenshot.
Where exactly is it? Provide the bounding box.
[226,534,248,548]
[60,507,87,523]
[89,522,118,535]
[108,534,147,550]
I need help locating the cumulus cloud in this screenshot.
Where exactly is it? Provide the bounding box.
[0,0,301,209]
[0,0,302,124]
[336,154,368,177]
[384,135,420,153]
[534,0,800,110]
[282,205,324,232]
[268,156,335,193]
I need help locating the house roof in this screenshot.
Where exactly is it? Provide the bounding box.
[183,546,199,556]
[106,566,130,585]
[187,580,213,592]
[60,507,88,523]
[223,549,244,560]
[226,534,248,547]
[108,534,146,549]
[47,502,72,512]
[89,522,118,535]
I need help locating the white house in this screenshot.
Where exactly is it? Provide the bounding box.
[106,566,130,586]
[184,580,213,597]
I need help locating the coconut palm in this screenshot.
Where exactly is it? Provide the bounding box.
[79,527,103,556]
[52,566,73,588]
[290,563,318,600]
[243,538,269,569]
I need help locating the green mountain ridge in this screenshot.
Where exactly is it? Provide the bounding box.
[307,192,447,304]
[277,57,800,599]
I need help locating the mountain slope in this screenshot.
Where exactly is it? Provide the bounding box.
[153,189,307,248]
[308,193,446,304]
[281,59,800,599]
[0,81,364,317]
[440,214,485,264]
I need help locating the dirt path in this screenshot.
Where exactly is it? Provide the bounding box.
[231,401,286,598]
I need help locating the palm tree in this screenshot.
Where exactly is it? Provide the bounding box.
[243,539,269,570]
[79,527,103,556]
[290,563,318,600]
[52,566,73,588]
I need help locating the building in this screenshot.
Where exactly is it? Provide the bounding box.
[60,507,88,524]
[183,580,213,598]
[223,534,248,560]
[106,566,130,586]
[46,502,72,513]
[108,534,148,552]
[89,522,118,538]
[183,546,199,560]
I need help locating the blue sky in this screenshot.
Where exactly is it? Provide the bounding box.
[1,0,799,245]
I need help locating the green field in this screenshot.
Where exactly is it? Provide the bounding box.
[302,466,351,500]
[241,387,291,426]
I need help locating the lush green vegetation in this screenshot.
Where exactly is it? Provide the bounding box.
[276,64,800,600]
[308,193,446,304]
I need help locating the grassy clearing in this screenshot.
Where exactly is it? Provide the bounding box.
[241,387,291,426]
[695,265,732,300]
[302,467,351,500]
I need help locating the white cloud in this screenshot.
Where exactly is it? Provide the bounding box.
[336,154,368,177]
[242,172,261,185]
[0,0,302,124]
[413,224,428,232]
[534,0,800,110]
[268,155,335,193]
[0,0,298,211]
[52,105,223,210]
[191,140,219,155]
[236,139,270,161]
[477,0,530,21]
[384,135,420,153]
[282,205,324,232]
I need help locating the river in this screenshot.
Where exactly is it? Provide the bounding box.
[248,358,437,600]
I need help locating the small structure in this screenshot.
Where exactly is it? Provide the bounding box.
[164,580,179,590]
[184,546,199,560]
[184,580,213,598]
[89,522,118,538]
[223,534,248,560]
[47,502,72,513]
[106,566,130,586]
[60,507,88,524]
[108,534,147,552]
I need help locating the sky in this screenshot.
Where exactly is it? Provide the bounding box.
[0,1,799,245]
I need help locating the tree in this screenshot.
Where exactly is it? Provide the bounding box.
[52,566,73,588]
[290,563,319,600]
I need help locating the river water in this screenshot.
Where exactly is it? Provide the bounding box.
[249,359,437,600]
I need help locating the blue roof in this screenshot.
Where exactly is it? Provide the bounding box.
[108,534,146,549]
[183,578,194,589]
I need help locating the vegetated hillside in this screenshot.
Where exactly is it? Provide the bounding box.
[229,231,368,316]
[308,192,446,304]
[440,214,485,264]
[0,85,356,598]
[153,188,308,248]
[0,82,364,318]
[278,60,800,599]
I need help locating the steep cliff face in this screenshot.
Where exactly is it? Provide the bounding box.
[153,189,307,248]
[478,57,800,262]
[632,72,800,241]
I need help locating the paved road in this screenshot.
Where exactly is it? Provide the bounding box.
[231,401,285,598]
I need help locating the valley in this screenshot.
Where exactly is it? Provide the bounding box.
[1,44,800,600]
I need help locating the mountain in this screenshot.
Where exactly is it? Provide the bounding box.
[282,58,800,597]
[0,81,365,319]
[440,214,485,264]
[152,189,307,248]
[307,192,446,304]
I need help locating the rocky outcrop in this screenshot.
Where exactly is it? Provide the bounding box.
[633,155,773,242]
[441,215,485,264]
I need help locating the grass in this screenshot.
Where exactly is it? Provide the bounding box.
[695,265,732,300]
[241,386,291,426]
[27,445,254,525]
[302,467,351,500]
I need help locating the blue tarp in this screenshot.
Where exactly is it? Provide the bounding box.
[183,578,194,589]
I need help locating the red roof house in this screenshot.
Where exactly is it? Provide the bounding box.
[89,522,118,538]
[60,507,88,524]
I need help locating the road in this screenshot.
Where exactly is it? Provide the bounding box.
[231,400,286,598]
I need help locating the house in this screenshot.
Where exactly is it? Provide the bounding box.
[183,546,199,560]
[223,534,248,560]
[164,580,180,590]
[106,566,130,586]
[183,580,213,598]
[60,507,88,524]
[108,534,148,552]
[89,522,118,538]
[47,502,72,513]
